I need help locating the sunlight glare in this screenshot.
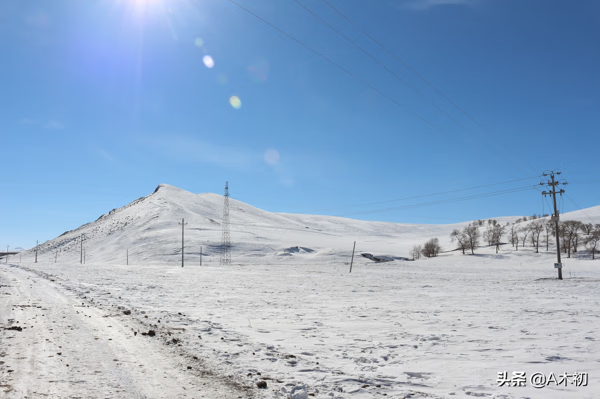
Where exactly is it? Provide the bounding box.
[203,55,215,69]
[131,0,163,14]
[133,0,161,5]
[229,96,242,109]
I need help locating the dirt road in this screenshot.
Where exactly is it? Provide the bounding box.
[0,264,250,398]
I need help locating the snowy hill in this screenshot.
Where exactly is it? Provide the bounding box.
[22,183,600,265]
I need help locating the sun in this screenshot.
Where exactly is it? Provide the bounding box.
[131,0,163,9]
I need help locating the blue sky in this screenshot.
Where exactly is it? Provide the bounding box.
[2,0,599,249]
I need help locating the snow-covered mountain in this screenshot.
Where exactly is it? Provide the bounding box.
[23,183,600,264]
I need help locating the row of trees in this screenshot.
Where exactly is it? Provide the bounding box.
[410,218,600,260]
[411,238,442,259]
[506,220,600,259]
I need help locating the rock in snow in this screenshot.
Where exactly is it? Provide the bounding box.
[289,385,309,399]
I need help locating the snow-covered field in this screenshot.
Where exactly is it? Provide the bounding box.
[2,184,599,398]
[5,250,599,399]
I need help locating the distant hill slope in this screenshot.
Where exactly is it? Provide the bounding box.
[21,184,600,264]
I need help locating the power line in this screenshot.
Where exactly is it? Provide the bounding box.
[216,0,437,128]
[205,0,539,178]
[308,175,540,213]
[535,185,554,216]
[292,0,420,93]
[337,185,537,217]
[227,184,536,224]
[564,193,598,225]
[289,0,537,175]
[315,0,540,175]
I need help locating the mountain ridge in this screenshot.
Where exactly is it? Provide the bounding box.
[21,184,600,264]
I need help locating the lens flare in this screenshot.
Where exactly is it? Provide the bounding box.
[229,96,242,109]
[203,55,214,68]
[194,37,204,47]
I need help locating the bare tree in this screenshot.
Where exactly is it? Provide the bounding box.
[529,221,544,253]
[508,224,518,248]
[573,221,583,253]
[410,244,422,260]
[483,225,495,246]
[519,227,530,248]
[491,224,506,253]
[562,220,581,258]
[529,229,537,247]
[543,221,553,251]
[450,229,468,255]
[463,225,480,255]
[421,238,441,258]
[584,224,600,260]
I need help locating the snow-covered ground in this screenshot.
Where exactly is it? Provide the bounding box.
[0,266,249,398]
[3,249,599,399]
[2,184,599,398]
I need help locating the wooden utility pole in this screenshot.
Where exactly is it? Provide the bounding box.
[349,241,356,273]
[80,234,86,264]
[179,218,187,267]
[5,245,8,263]
[541,171,567,280]
[35,240,38,263]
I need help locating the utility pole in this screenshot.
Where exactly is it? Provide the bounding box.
[5,245,8,264]
[80,234,86,264]
[55,252,58,263]
[220,182,231,266]
[35,240,38,263]
[179,218,187,267]
[200,245,202,266]
[349,241,356,273]
[541,171,567,280]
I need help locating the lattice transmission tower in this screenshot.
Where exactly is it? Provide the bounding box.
[220,182,231,265]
